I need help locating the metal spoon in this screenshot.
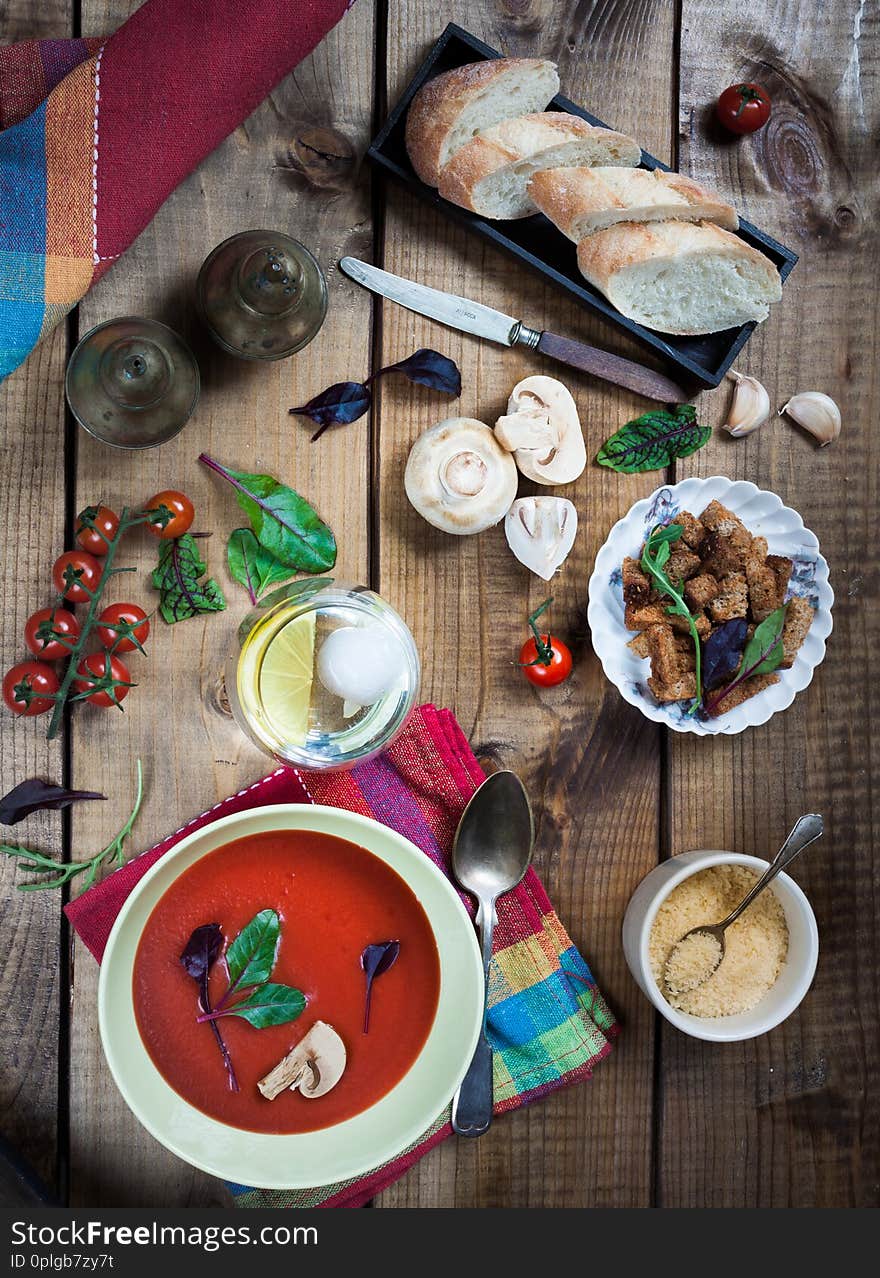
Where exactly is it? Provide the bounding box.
[664,813,824,995]
[451,771,534,1137]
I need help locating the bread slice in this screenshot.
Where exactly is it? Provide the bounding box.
[576,220,782,335]
[405,59,560,187]
[437,113,640,219]
[529,166,738,238]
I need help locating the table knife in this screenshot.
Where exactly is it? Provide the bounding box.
[339,257,689,403]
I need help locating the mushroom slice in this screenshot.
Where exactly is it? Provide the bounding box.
[404,417,518,535]
[505,497,578,581]
[258,1021,347,1101]
[495,375,586,486]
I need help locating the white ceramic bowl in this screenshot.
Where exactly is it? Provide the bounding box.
[587,476,834,734]
[622,851,819,1041]
[99,804,483,1189]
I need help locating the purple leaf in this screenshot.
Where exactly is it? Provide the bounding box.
[702,619,748,691]
[375,348,461,396]
[289,381,372,439]
[0,780,106,827]
[361,939,400,1034]
[180,924,238,1092]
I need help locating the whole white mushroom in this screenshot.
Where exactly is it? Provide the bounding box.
[404,417,518,535]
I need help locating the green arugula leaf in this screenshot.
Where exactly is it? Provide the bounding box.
[597,406,710,473]
[219,982,307,1028]
[640,524,703,707]
[227,528,295,605]
[151,534,226,624]
[199,454,336,573]
[224,908,279,994]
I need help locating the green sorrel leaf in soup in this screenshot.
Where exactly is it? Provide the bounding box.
[596,406,711,473]
[227,528,295,604]
[224,908,280,993]
[220,982,307,1028]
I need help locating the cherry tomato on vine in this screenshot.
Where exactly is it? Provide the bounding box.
[716,83,771,135]
[144,490,194,539]
[74,652,133,708]
[97,603,150,654]
[3,661,60,716]
[52,550,102,603]
[75,505,120,556]
[519,597,573,688]
[24,607,80,661]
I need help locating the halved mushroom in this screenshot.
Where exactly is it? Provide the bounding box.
[495,376,586,486]
[505,497,578,580]
[404,417,518,534]
[258,1021,346,1101]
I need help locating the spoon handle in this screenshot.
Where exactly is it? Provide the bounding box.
[722,813,824,930]
[451,897,496,1137]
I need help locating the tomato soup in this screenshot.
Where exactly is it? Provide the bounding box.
[133,830,441,1133]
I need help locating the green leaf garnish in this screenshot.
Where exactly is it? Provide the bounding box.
[215,983,307,1029]
[702,604,789,716]
[151,533,227,624]
[597,406,710,473]
[224,908,279,994]
[640,524,703,710]
[227,528,295,605]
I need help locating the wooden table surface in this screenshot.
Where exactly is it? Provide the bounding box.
[1,0,877,1209]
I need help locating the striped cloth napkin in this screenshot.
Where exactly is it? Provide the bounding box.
[66,706,618,1209]
[0,0,354,381]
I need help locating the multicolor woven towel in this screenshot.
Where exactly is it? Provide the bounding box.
[0,0,354,381]
[66,706,618,1209]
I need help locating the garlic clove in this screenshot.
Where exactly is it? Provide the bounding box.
[723,370,771,437]
[779,391,841,447]
[505,496,578,581]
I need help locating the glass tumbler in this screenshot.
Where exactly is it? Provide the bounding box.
[196,230,328,360]
[227,579,420,771]
[65,317,200,448]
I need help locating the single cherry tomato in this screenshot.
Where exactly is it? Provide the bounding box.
[97,603,150,654]
[75,505,120,556]
[24,607,80,661]
[716,83,771,135]
[144,490,194,539]
[52,550,102,603]
[74,652,133,708]
[3,661,60,716]
[518,597,573,688]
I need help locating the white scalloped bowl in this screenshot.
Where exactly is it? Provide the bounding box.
[587,477,833,736]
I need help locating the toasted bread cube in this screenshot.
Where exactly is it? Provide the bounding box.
[625,602,669,631]
[627,630,652,659]
[648,672,697,703]
[706,672,780,716]
[674,511,706,550]
[673,635,697,672]
[707,573,749,622]
[780,595,814,667]
[685,572,720,610]
[748,555,793,622]
[700,529,747,577]
[647,623,684,686]
[622,556,651,607]
[666,546,702,585]
[700,500,752,546]
[669,610,710,640]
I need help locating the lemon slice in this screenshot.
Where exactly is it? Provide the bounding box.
[258,611,316,746]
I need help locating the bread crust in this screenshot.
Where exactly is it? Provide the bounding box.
[405,59,558,187]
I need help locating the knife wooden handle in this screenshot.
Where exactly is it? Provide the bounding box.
[536,330,690,403]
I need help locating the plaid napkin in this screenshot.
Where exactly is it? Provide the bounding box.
[66,706,618,1208]
[0,0,354,381]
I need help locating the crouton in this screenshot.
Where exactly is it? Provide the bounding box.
[648,672,698,703]
[701,529,747,577]
[707,573,749,622]
[627,631,652,659]
[780,595,814,667]
[672,635,697,672]
[665,546,702,586]
[674,511,706,550]
[700,500,751,546]
[705,672,780,716]
[622,556,650,607]
[685,573,720,610]
[767,554,793,597]
[647,624,684,687]
[625,602,669,631]
[669,610,711,640]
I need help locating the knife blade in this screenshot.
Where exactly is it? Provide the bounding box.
[339,257,690,403]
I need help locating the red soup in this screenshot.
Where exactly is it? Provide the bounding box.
[133,830,441,1133]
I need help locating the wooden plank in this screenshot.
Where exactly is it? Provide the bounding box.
[0,0,72,1196]
[660,0,879,1206]
[65,0,375,1205]
[376,0,678,1207]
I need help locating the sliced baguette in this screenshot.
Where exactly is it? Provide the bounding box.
[405,58,559,187]
[437,113,640,219]
[576,220,782,335]
[529,166,738,238]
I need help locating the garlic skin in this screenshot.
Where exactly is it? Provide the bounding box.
[723,371,771,437]
[779,392,841,447]
[505,497,578,581]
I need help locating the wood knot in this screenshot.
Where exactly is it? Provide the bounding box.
[495,0,547,34]
[208,670,232,718]
[833,204,858,232]
[279,126,357,192]
[760,111,825,197]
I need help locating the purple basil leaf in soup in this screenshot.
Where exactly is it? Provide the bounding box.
[361,939,400,1034]
[0,780,105,826]
[377,348,462,396]
[702,618,749,690]
[289,381,372,440]
[180,923,239,1092]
